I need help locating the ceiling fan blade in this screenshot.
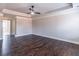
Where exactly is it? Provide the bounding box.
[35,12,40,14]
[29,8,32,10]
[27,12,31,14]
[27,5,40,15]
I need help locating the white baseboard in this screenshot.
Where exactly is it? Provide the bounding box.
[15,34,32,37]
[14,33,79,45]
[33,34,79,45]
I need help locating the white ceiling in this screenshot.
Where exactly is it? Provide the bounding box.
[0,3,72,15]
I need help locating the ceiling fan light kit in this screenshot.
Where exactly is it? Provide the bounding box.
[30,11,35,15]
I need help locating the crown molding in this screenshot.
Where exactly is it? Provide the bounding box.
[33,6,79,19]
[2,9,32,18]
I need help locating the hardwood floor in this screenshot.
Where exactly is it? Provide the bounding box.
[1,34,79,56]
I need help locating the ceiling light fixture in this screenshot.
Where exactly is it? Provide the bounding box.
[30,10,35,15]
[27,5,40,15]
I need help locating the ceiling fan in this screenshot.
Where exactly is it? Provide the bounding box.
[27,5,40,15]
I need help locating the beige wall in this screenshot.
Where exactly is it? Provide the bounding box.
[33,12,79,44]
[16,16,32,37]
[0,16,32,38]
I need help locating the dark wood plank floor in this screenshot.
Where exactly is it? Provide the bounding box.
[1,34,79,56]
[8,34,79,56]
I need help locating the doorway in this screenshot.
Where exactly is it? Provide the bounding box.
[2,19,16,56]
